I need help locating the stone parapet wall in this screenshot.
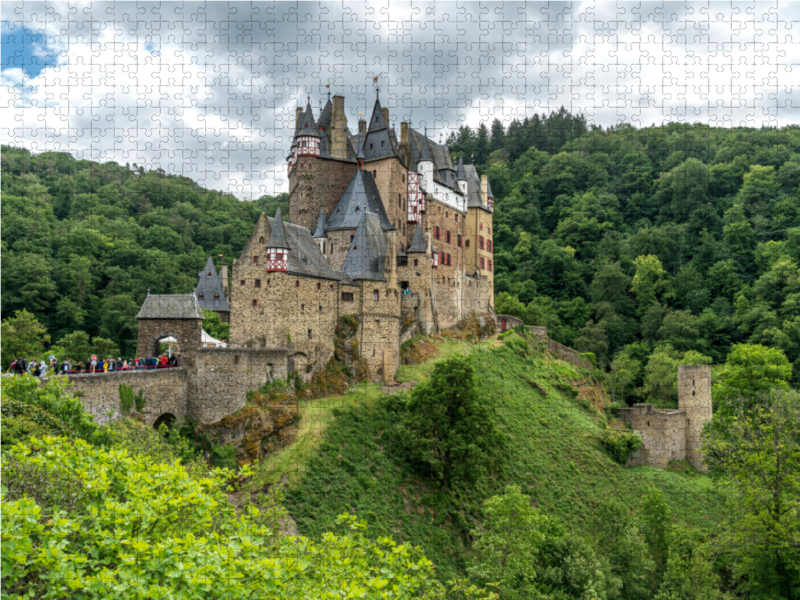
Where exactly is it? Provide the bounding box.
[66,368,188,426]
[499,323,593,370]
[618,403,686,469]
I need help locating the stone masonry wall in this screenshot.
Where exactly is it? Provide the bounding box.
[67,368,188,426]
[678,365,712,472]
[618,403,686,469]
[356,281,401,382]
[188,348,288,423]
[325,229,356,272]
[136,318,203,366]
[289,157,357,231]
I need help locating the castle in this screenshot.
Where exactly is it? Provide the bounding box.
[215,92,495,382]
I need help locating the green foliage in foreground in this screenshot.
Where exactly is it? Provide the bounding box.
[1,436,450,599]
[599,429,644,464]
[1,374,109,446]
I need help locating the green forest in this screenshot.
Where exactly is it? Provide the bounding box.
[447,114,800,402]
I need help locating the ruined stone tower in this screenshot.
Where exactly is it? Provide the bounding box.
[678,365,712,472]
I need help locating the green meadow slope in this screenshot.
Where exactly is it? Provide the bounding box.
[259,335,723,581]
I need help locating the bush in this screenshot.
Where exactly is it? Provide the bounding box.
[1,374,109,445]
[1,436,445,599]
[580,352,597,367]
[599,429,643,464]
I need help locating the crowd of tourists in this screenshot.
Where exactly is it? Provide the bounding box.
[7,354,180,377]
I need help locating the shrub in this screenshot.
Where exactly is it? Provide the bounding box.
[599,429,643,464]
[1,436,445,599]
[580,352,597,367]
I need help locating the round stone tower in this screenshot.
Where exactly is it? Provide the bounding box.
[678,365,712,472]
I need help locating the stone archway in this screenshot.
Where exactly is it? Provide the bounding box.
[153,412,176,430]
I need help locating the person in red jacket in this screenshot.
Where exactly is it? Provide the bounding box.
[160,354,169,368]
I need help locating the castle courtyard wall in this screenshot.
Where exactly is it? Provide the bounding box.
[618,404,686,469]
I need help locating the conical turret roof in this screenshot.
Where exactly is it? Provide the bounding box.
[418,128,433,163]
[312,207,327,238]
[266,207,290,249]
[325,169,393,231]
[298,99,320,138]
[486,178,494,198]
[407,224,428,253]
[194,255,230,313]
[456,154,466,180]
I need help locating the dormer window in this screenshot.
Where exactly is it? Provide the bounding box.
[381,141,384,147]
[198,293,204,300]
[214,294,219,300]
[304,123,308,128]
[370,143,373,149]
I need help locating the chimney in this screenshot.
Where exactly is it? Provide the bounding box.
[295,107,303,129]
[381,107,389,127]
[220,264,230,301]
[331,94,347,158]
[358,119,366,135]
[481,174,488,207]
[400,122,411,167]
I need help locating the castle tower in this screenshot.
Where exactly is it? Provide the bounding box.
[296,98,321,157]
[266,207,290,272]
[678,365,712,472]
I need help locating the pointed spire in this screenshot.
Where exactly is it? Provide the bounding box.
[419,128,433,163]
[312,207,327,238]
[368,94,388,132]
[456,154,466,180]
[407,224,428,253]
[266,207,290,249]
[299,99,320,137]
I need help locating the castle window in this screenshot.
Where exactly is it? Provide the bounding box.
[355,206,360,211]
[373,170,377,178]
[317,282,321,290]
[319,305,322,312]
[479,236,484,250]
[480,257,485,269]
[488,260,493,272]
[370,143,373,149]
[267,279,270,285]
[198,293,204,300]
[255,279,261,288]
[253,255,258,264]
[301,304,305,311]
[240,279,246,285]
[296,280,300,287]
[434,226,440,240]
[350,235,354,243]
[402,173,405,182]
[465,239,470,249]
[445,230,451,244]
[373,290,380,301]
[480,222,483,231]
[381,141,384,147]
[329,284,334,291]
[455,214,459,222]
[308,329,313,339]
[342,292,354,302]
[457,234,462,247]
[252,299,258,307]
[446,211,448,218]
[375,320,380,328]
[214,294,219,300]
[447,253,451,266]
[414,259,418,267]
[647,421,650,427]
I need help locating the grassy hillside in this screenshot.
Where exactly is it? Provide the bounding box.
[258,335,723,581]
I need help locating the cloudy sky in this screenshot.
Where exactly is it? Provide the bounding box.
[2,1,799,199]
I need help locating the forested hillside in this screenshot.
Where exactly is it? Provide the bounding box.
[448,116,800,399]
[1,147,286,358]
[4,115,800,389]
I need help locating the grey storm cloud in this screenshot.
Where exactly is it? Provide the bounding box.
[3,1,799,199]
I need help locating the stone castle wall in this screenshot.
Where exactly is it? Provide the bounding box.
[67,367,189,426]
[678,365,712,472]
[618,404,686,469]
[136,318,203,365]
[289,156,357,230]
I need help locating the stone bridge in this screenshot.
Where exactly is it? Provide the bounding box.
[71,293,289,427]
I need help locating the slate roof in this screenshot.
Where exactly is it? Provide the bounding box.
[363,96,399,160]
[407,224,428,253]
[486,178,494,198]
[312,208,327,238]
[297,100,320,138]
[464,164,490,210]
[318,95,332,130]
[136,294,204,320]
[325,168,394,231]
[261,215,356,283]
[341,212,388,281]
[195,256,230,313]
[266,207,290,248]
[456,155,466,180]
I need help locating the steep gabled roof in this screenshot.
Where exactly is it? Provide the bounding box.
[341,212,388,281]
[486,178,494,198]
[363,95,398,160]
[195,256,230,313]
[136,294,204,320]
[266,207,290,248]
[407,224,428,253]
[418,129,433,163]
[318,95,332,130]
[325,168,394,231]
[312,208,327,238]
